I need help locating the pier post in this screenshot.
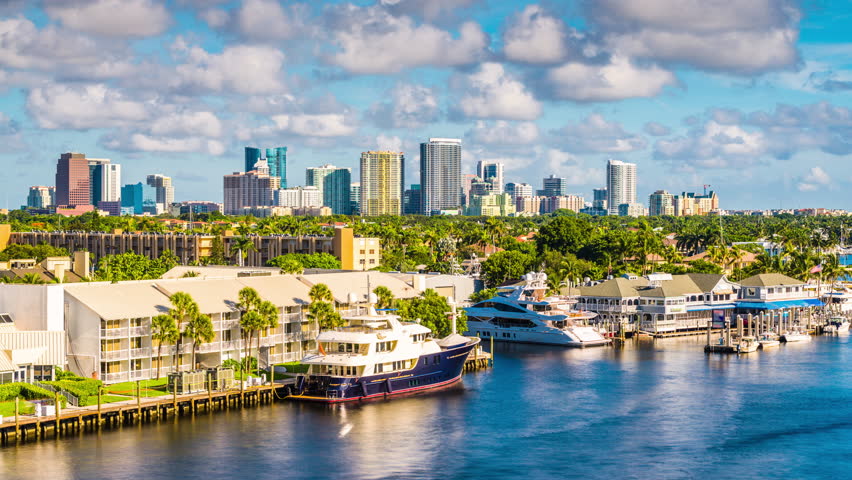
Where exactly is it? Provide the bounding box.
[136,380,142,423]
[54,392,60,438]
[706,320,711,346]
[208,376,213,413]
[490,335,494,367]
[97,386,102,429]
[14,396,19,440]
[173,385,177,417]
[737,315,743,339]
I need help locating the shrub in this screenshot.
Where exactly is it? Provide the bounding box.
[0,383,67,407]
[43,378,103,405]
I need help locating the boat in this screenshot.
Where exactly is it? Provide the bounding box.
[780,326,812,343]
[291,306,480,403]
[826,317,850,334]
[736,336,759,353]
[464,272,611,348]
[757,333,780,349]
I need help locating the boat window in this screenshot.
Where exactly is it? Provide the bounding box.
[375,363,383,373]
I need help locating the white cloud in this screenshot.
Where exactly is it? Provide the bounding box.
[235,0,310,41]
[369,83,439,129]
[242,113,357,140]
[457,63,542,120]
[328,5,487,74]
[45,0,170,37]
[27,83,150,130]
[380,0,480,21]
[150,111,223,138]
[503,5,569,64]
[117,134,225,155]
[544,149,605,186]
[546,55,677,102]
[375,134,404,152]
[466,121,540,145]
[797,166,831,192]
[588,0,801,74]
[554,114,647,153]
[171,39,287,95]
[655,121,766,168]
[643,121,671,136]
[200,8,229,28]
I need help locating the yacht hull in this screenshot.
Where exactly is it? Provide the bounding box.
[291,341,478,403]
[465,322,610,348]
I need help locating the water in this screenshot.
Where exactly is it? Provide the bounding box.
[4,336,852,480]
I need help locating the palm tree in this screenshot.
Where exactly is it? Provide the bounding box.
[19,273,46,284]
[309,283,334,304]
[278,258,304,275]
[151,314,178,379]
[373,286,395,309]
[308,283,339,332]
[257,300,280,376]
[167,292,200,372]
[237,286,262,372]
[185,313,214,369]
[229,236,257,267]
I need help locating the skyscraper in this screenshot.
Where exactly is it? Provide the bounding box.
[593,188,608,210]
[87,158,120,205]
[506,182,533,200]
[649,190,675,216]
[27,186,55,209]
[360,151,404,216]
[245,146,287,188]
[121,182,158,215]
[403,184,422,215]
[306,164,351,215]
[349,183,361,215]
[55,153,91,206]
[223,159,281,215]
[606,159,637,215]
[540,175,568,197]
[477,161,504,194]
[146,174,174,210]
[420,138,461,215]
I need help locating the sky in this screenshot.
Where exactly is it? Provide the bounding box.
[1,0,851,210]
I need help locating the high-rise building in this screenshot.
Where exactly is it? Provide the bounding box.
[245,146,287,188]
[469,177,492,198]
[87,158,120,205]
[593,188,608,210]
[506,182,533,200]
[306,164,351,215]
[606,159,637,215]
[516,196,545,215]
[461,174,477,206]
[540,175,568,197]
[360,151,404,216]
[146,174,174,210]
[649,190,675,216]
[223,159,281,215]
[277,186,322,209]
[542,195,585,214]
[674,191,719,216]
[121,182,158,215]
[464,193,516,217]
[55,153,91,206]
[349,183,361,215]
[420,138,461,215]
[403,184,422,215]
[477,161,504,195]
[27,186,55,209]
[618,203,647,217]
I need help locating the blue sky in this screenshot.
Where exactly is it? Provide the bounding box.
[1,0,851,210]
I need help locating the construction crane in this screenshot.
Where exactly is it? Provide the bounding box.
[703,184,711,196]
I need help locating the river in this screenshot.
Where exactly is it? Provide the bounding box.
[3,334,852,479]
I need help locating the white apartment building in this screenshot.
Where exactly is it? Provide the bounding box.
[607,159,637,215]
[277,186,322,209]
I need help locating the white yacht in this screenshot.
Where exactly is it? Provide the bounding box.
[825,317,850,334]
[781,326,812,343]
[291,306,480,403]
[464,272,610,348]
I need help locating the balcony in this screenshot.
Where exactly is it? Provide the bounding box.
[101,372,129,383]
[101,350,127,361]
[221,319,240,329]
[101,328,128,338]
[281,312,303,323]
[129,369,151,380]
[130,347,151,358]
[221,340,244,351]
[129,326,150,336]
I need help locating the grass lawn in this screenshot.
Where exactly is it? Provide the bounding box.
[276,362,309,374]
[0,401,35,417]
[106,378,170,397]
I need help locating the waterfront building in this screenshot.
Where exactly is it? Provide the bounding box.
[539,175,568,197]
[223,159,280,215]
[146,174,174,210]
[420,138,461,215]
[542,195,584,214]
[606,159,637,215]
[577,273,738,334]
[506,182,533,201]
[27,186,55,209]
[649,190,675,216]
[477,161,504,195]
[120,182,158,215]
[349,183,361,215]
[55,153,91,207]
[464,193,516,217]
[360,151,404,216]
[0,307,65,383]
[245,146,288,188]
[306,164,352,215]
[403,184,422,215]
[674,191,719,216]
[277,186,322,209]
[734,274,820,313]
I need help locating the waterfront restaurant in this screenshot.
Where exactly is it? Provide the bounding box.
[734,273,822,314]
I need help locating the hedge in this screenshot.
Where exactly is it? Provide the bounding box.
[0,383,67,407]
[43,378,103,406]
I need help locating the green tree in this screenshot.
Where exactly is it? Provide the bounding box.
[373,285,395,309]
[308,301,344,330]
[276,257,304,275]
[309,283,334,304]
[230,236,257,267]
[536,216,593,255]
[237,287,263,372]
[480,250,535,287]
[184,313,214,369]
[469,288,498,303]
[207,236,227,265]
[256,300,280,375]
[396,289,466,337]
[166,292,201,372]
[151,314,178,379]
[267,253,341,270]
[0,243,68,262]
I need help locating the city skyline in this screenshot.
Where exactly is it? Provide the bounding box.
[1,1,851,210]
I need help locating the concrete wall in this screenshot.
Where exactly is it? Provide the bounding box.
[0,284,65,331]
[64,295,101,378]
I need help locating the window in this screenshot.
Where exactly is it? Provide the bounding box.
[747,288,756,297]
[130,337,142,349]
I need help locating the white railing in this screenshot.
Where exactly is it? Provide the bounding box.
[101,328,128,338]
[282,312,303,323]
[279,352,302,363]
[221,340,244,351]
[129,326,150,336]
[130,347,151,358]
[222,319,240,329]
[194,342,221,353]
[101,350,127,360]
[101,372,129,383]
[33,381,80,407]
[129,369,150,380]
